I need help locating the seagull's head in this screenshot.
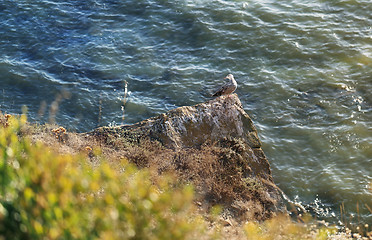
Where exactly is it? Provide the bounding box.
[225,74,235,81]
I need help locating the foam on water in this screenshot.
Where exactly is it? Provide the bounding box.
[1,0,371,226]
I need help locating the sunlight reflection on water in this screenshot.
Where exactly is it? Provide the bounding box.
[0,0,371,225]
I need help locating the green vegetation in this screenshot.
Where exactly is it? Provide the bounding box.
[0,115,207,239]
[0,114,359,239]
[244,214,335,240]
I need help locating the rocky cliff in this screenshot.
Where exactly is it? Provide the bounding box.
[94,94,272,180]
[91,94,285,221]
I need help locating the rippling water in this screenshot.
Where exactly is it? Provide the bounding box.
[1,0,371,226]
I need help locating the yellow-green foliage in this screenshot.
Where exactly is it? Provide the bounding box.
[0,116,206,240]
[244,214,337,240]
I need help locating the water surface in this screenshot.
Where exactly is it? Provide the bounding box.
[1,0,371,226]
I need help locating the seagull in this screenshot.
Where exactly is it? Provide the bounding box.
[212,74,237,97]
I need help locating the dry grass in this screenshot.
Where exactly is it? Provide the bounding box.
[88,126,282,222]
[4,113,279,222]
[0,112,12,128]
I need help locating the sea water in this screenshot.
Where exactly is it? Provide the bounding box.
[1,0,371,226]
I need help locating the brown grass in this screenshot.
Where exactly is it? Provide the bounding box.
[0,113,359,239]
[4,115,279,222]
[0,112,12,127]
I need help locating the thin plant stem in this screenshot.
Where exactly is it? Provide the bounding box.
[121,80,128,123]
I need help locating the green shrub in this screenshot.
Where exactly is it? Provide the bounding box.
[0,116,206,240]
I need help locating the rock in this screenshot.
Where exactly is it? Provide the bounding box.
[93,94,272,180]
[149,94,260,149]
[91,94,285,219]
[95,94,258,148]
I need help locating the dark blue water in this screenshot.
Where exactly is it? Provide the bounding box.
[1,0,371,226]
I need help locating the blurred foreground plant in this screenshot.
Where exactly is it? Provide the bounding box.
[243,214,337,240]
[0,115,206,240]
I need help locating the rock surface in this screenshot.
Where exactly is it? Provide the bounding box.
[91,94,284,219]
[92,94,279,187]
